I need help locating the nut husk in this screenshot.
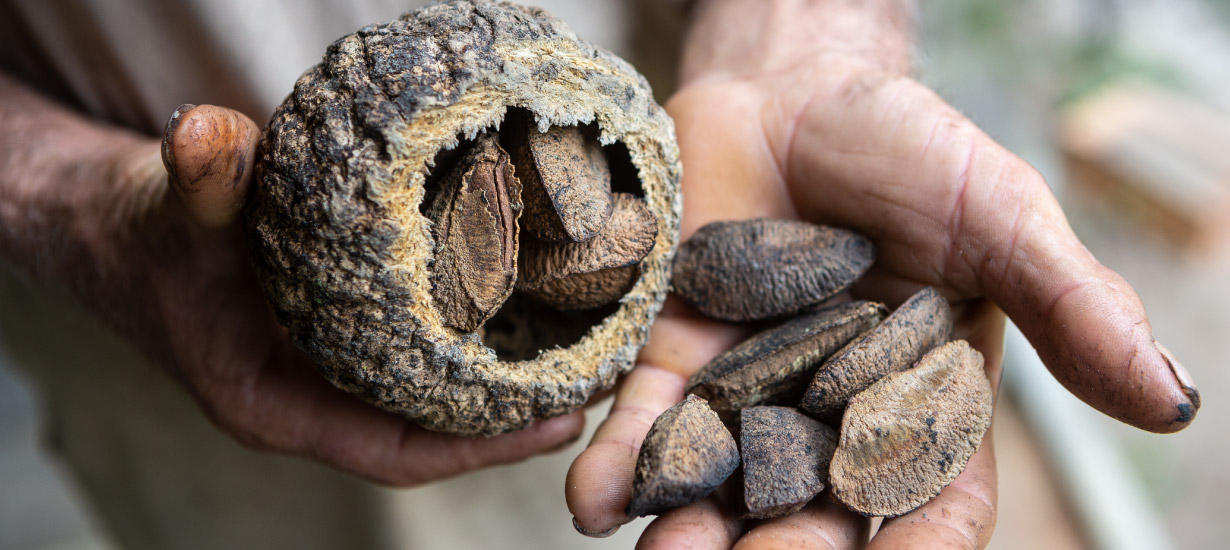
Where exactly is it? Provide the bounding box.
[246,1,681,436]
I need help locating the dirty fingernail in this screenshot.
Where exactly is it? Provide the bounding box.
[1155,340,1200,421]
[573,517,620,538]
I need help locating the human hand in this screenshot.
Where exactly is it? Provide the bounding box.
[565,1,1199,547]
[0,76,584,485]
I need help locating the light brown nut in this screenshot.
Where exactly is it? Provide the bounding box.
[671,219,876,322]
[508,119,613,242]
[626,394,740,518]
[800,286,953,422]
[516,193,657,310]
[245,1,682,436]
[829,340,993,517]
[741,406,838,519]
[686,301,888,418]
[423,133,522,331]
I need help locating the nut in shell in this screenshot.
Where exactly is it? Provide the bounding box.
[516,193,657,310]
[627,394,740,518]
[800,286,953,423]
[687,301,888,418]
[671,219,876,322]
[829,340,993,517]
[423,132,522,332]
[741,406,838,519]
[507,115,614,242]
[245,1,682,436]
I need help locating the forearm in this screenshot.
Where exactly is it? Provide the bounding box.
[680,0,918,85]
[0,72,163,327]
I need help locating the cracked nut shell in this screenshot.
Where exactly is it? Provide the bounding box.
[245,1,682,436]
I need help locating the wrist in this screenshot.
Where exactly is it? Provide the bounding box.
[0,73,167,312]
[679,0,917,86]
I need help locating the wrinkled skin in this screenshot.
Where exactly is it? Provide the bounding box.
[565,1,1198,548]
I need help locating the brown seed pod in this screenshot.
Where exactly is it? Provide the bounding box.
[829,340,993,517]
[423,133,522,332]
[800,287,953,423]
[740,407,838,519]
[686,301,888,418]
[245,1,681,436]
[516,193,657,310]
[627,394,740,518]
[508,118,614,242]
[671,219,875,322]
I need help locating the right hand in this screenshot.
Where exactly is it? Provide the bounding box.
[30,99,585,484]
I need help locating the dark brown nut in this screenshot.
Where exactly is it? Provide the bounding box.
[829,340,993,517]
[423,133,522,331]
[740,406,838,519]
[800,286,953,423]
[245,1,682,436]
[671,219,876,322]
[627,394,740,518]
[516,193,657,310]
[508,119,614,242]
[686,301,888,417]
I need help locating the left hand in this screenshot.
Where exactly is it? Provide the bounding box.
[565,1,1197,547]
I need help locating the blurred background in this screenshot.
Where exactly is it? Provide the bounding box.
[2,0,1229,548]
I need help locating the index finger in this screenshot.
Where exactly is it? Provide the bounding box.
[566,303,746,535]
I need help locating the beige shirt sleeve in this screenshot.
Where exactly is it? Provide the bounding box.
[0,0,634,134]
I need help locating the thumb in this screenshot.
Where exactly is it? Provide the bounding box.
[988,206,1200,433]
[780,72,1198,434]
[161,104,259,228]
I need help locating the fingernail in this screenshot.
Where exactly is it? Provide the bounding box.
[572,517,620,538]
[1155,340,1201,421]
[161,103,197,180]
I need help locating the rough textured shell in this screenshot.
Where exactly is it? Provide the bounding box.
[829,340,993,517]
[626,395,740,518]
[800,286,953,422]
[686,301,887,417]
[246,1,682,436]
[672,219,875,322]
[741,406,837,519]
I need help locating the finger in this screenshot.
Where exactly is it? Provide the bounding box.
[867,428,998,550]
[566,362,688,536]
[566,305,746,535]
[735,498,869,550]
[780,69,1197,433]
[162,103,259,228]
[637,498,743,550]
[665,81,800,237]
[197,340,584,486]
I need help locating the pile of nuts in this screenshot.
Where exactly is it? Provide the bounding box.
[424,121,658,332]
[627,219,994,518]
